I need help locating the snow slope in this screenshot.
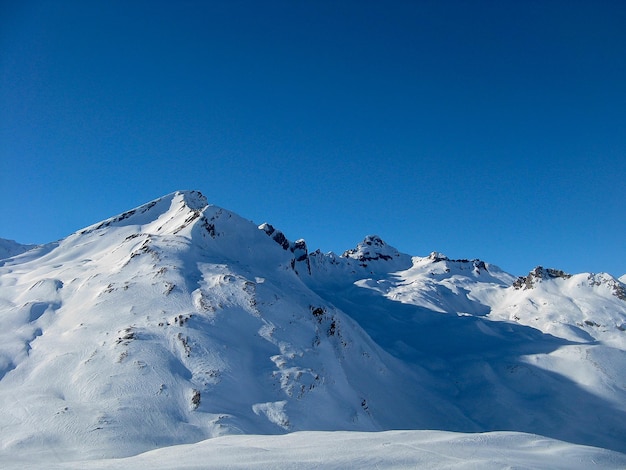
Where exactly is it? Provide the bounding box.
[0,190,625,465]
[0,238,37,261]
[3,431,626,470]
[300,246,626,454]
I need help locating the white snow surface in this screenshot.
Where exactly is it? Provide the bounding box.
[0,238,37,261]
[3,431,626,470]
[1,190,625,466]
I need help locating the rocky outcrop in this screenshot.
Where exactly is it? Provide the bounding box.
[341,235,402,266]
[259,223,290,251]
[343,235,392,262]
[292,239,308,262]
[587,273,626,301]
[426,252,489,274]
[513,267,572,290]
[259,224,310,274]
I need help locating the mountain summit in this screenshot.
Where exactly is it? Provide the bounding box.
[1,190,625,462]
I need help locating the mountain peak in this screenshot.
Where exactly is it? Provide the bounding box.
[2,191,626,462]
[513,266,572,290]
[342,235,400,263]
[79,190,209,236]
[427,251,449,262]
[176,190,209,211]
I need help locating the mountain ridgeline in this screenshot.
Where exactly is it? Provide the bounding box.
[0,190,625,461]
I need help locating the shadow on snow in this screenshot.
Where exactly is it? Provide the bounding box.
[314,282,626,454]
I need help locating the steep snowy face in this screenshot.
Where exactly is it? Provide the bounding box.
[489,267,626,345]
[0,191,447,460]
[65,190,300,271]
[78,190,212,239]
[346,251,515,316]
[300,243,626,455]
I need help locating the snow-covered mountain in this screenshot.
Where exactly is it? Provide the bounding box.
[1,190,625,466]
[0,238,37,261]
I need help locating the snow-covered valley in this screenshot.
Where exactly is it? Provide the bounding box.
[1,190,625,467]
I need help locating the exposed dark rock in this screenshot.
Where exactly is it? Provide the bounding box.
[311,306,325,321]
[259,223,290,250]
[259,224,311,273]
[474,260,487,272]
[587,274,626,301]
[514,267,572,290]
[191,389,201,409]
[342,235,395,264]
[427,252,449,262]
[427,252,489,274]
[292,239,308,262]
[201,218,216,238]
[613,283,626,301]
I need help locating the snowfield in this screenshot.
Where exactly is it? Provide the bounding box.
[0,190,625,467]
[3,431,626,470]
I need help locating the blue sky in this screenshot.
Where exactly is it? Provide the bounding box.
[1,0,625,277]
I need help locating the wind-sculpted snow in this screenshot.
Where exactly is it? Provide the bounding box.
[0,190,625,466]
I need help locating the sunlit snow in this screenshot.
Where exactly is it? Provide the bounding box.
[0,190,625,467]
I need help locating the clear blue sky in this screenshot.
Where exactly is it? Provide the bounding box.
[1,0,625,277]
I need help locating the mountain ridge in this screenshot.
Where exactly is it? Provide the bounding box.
[0,190,625,462]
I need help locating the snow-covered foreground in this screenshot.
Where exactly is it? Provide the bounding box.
[4,431,626,470]
[0,190,625,466]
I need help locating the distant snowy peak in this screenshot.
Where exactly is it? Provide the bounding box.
[80,190,209,236]
[408,251,513,284]
[426,251,449,262]
[0,238,37,261]
[258,229,416,279]
[424,251,488,272]
[69,190,299,270]
[257,225,507,283]
[513,266,572,289]
[342,235,403,264]
[513,266,626,301]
